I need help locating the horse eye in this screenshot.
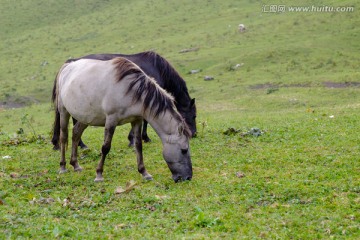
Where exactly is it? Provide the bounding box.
[181,149,188,154]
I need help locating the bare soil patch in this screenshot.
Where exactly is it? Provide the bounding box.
[249,82,312,90]
[322,81,360,88]
[249,81,360,90]
[0,96,38,109]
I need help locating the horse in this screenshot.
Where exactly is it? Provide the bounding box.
[51,51,196,150]
[53,57,193,182]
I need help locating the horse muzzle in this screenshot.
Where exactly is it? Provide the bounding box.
[173,175,192,183]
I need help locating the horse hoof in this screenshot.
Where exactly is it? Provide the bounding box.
[80,145,88,150]
[74,166,83,172]
[59,169,68,174]
[143,175,153,181]
[94,177,104,182]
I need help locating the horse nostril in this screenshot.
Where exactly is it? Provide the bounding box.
[173,176,192,183]
[174,176,181,183]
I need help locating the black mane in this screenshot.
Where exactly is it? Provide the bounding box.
[113,58,187,131]
[139,51,191,107]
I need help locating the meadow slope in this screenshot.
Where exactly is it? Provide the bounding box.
[1,0,360,239]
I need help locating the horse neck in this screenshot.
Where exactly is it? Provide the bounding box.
[164,76,191,107]
[152,54,191,107]
[144,110,180,143]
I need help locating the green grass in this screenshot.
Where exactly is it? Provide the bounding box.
[1,0,360,238]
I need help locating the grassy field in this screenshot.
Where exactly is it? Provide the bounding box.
[1,0,360,238]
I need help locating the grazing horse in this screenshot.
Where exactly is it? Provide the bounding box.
[51,51,196,149]
[53,57,192,182]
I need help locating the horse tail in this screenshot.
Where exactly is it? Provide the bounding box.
[51,63,68,150]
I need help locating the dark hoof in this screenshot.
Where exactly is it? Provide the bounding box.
[74,166,83,172]
[53,145,60,151]
[94,177,104,182]
[94,175,104,182]
[143,137,151,143]
[143,174,153,181]
[79,143,88,150]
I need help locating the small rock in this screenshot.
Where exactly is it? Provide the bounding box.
[189,69,201,74]
[231,63,244,70]
[223,127,240,136]
[204,76,214,81]
[248,128,262,137]
[39,197,55,204]
[10,172,19,178]
[238,24,246,32]
[236,172,245,178]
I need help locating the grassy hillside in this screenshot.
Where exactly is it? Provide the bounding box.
[1,0,360,239]
[1,0,359,105]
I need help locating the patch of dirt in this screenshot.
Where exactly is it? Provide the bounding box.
[249,83,279,90]
[249,82,312,90]
[322,81,360,88]
[0,96,38,109]
[0,101,27,109]
[249,81,360,90]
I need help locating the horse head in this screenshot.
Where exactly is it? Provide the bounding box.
[163,123,192,182]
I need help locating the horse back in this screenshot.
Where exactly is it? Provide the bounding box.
[58,59,138,126]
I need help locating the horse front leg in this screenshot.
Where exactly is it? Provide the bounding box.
[70,122,88,172]
[142,120,151,143]
[132,120,153,180]
[95,123,116,182]
[59,110,70,173]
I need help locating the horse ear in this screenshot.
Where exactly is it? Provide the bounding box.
[190,98,195,107]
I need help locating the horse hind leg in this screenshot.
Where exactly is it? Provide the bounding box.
[95,123,116,182]
[70,122,88,172]
[59,110,70,173]
[72,117,88,149]
[51,108,61,150]
[132,120,153,180]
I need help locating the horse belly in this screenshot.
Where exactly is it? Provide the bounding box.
[63,93,106,126]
